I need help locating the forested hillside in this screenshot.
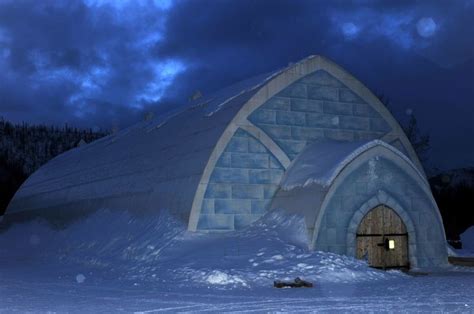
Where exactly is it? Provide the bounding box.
[0,118,108,215]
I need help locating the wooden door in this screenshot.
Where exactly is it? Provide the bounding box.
[356,205,409,269]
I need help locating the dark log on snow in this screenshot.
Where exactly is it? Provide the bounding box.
[273,277,313,288]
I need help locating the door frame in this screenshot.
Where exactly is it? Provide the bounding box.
[355,204,410,269]
[346,190,418,268]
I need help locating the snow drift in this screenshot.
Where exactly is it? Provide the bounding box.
[0,208,405,290]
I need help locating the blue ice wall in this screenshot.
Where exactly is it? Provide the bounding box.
[197,129,284,231]
[249,70,392,160]
[315,156,447,268]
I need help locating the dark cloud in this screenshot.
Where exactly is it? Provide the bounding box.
[0,0,472,169]
[0,0,172,127]
[157,0,334,97]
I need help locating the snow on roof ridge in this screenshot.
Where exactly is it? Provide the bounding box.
[114,55,322,132]
[205,55,324,117]
[105,55,321,135]
[281,139,426,191]
[204,67,290,117]
[205,89,251,117]
[206,56,322,117]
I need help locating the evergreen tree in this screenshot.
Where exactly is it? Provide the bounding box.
[376,93,431,163]
[403,114,431,162]
[0,117,109,215]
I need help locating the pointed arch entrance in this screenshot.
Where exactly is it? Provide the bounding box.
[356,205,409,269]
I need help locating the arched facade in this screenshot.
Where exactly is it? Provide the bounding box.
[270,141,447,268]
[188,55,425,232]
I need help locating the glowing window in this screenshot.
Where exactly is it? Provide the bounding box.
[388,240,395,250]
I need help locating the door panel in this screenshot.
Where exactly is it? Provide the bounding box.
[356,235,384,266]
[383,235,409,267]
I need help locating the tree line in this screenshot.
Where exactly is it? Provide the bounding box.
[0,117,108,215]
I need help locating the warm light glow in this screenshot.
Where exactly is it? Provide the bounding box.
[388,240,395,250]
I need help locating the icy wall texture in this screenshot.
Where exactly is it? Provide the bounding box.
[197,129,284,230]
[249,70,392,160]
[315,156,447,268]
[196,70,399,231]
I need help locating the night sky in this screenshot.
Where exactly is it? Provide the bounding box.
[0,0,473,170]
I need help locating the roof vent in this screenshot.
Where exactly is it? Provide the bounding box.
[189,90,202,102]
[144,111,154,121]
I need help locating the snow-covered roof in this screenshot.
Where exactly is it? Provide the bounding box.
[200,68,285,117]
[5,62,292,217]
[281,139,425,190]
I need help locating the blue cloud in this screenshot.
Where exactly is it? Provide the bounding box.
[341,22,360,39]
[416,17,437,38]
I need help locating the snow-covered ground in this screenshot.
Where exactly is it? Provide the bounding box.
[1,209,473,313]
